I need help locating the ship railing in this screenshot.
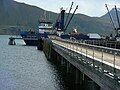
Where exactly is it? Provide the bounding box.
[39,26,53,29]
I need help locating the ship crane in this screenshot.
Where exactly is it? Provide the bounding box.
[64,4,78,33]
[115,5,120,38]
[53,2,78,36]
[64,2,74,30]
[105,4,120,41]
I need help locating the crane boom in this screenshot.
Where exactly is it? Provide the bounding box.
[105,4,116,30]
[64,5,78,32]
[115,5,120,29]
[64,2,74,29]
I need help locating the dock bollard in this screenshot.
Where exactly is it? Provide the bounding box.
[8,37,16,45]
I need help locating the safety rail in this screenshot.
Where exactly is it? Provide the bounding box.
[53,38,120,56]
[84,40,120,49]
[51,38,120,81]
[52,42,120,90]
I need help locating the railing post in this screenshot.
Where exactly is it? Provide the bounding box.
[76,41,78,52]
[65,40,67,50]
[72,39,74,56]
[99,41,100,46]
[92,46,95,68]
[68,41,70,55]
[113,52,117,90]
[76,41,78,59]
[86,46,88,61]
[106,41,107,47]
[110,43,111,48]
[115,43,116,49]
[93,40,94,45]
[81,43,83,60]
[101,49,104,73]
[113,52,116,79]
[70,41,72,56]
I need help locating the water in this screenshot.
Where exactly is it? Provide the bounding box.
[0,35,64,90]
[0,35,85,90]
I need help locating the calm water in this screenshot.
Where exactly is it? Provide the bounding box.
[0,35,64,90]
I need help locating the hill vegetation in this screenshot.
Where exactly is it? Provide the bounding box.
[0,0,118,36]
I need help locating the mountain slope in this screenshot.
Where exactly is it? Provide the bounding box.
[101,8,120,29]
[68,14,113,35]
[0,0,115,35]
[0,0,57,27]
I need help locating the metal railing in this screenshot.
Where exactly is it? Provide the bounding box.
[52,41,120,89]
[52,38,120,83]
[84,40,120,49]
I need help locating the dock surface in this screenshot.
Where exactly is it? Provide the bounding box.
[52,39,120,70]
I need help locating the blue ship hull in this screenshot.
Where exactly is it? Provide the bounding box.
[20,21,51,46]
[23,39,38,46]
[20,31,38,46]
[20,31,48,46]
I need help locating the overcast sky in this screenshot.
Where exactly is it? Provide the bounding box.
[14,0,120,17]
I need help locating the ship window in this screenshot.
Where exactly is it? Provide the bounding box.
[45,24,48,26]
[118,30,120,34]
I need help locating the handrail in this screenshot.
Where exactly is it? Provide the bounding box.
[52,43,120,83]
[51,38,120,78]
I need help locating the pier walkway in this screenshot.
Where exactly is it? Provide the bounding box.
[48,38,120,90]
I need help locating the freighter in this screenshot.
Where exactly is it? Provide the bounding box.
[20,21,53,46]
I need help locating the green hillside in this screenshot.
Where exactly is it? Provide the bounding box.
[0,0,115,35]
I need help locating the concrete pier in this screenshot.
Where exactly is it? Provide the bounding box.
[43,38,120,90]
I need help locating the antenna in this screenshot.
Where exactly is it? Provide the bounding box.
[105,4,116,30]
[64,2,74,28]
